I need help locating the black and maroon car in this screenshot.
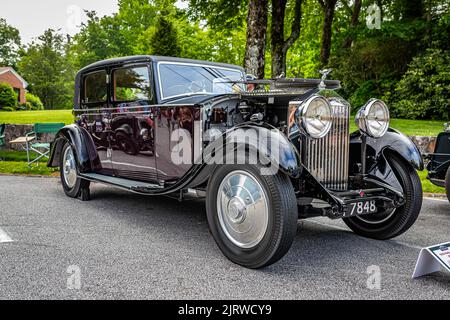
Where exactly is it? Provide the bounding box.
[48,56,424,268]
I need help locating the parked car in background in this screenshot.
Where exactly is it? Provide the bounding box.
[48,56,424,268]
[426,123,450,203]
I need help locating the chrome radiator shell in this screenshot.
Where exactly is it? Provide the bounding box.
[302,99,350,190]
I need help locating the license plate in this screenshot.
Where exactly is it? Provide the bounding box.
[346,200,377,217]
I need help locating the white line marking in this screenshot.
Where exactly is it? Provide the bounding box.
[0,227,13,243]
[424,197,448,202]
[388,240,422,250]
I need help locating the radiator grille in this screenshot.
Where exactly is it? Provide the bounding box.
[303,101,350,191]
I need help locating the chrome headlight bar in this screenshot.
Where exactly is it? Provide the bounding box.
[295,95,333,139]
[355,99,390,138]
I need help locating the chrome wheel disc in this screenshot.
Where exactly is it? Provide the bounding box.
[217,170,269,249]
[63,147,77,189]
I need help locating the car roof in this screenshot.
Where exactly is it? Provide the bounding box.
[77,55,245,74]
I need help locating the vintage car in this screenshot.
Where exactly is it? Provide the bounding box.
[426,124,450,203]
[48,56,424,268]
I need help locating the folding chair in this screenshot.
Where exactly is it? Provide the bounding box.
[26,123,65,166]
[0,124,5,149]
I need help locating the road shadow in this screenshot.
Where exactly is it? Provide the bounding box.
[71,184,450,291]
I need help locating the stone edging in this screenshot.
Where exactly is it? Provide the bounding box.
[3,124,57,150]
[409,136,437,154]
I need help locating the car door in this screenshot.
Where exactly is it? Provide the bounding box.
[79,69,113,176]
[109,64,159,183]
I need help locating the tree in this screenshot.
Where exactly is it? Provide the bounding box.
[0,82,17,110]
[271,0,303,77]
[389,48,450,119]
[244,0,268,78]
[188,0,248,30]
[0,18,21,68]
[148,16,181,56]
[342,0,362,48]
[318,0,338,66]
[18,29,73,109]
[187,0,251,73]
[71,11,130,69]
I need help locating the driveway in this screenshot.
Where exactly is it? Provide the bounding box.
[0,176,449,300]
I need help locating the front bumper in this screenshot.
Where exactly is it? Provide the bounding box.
[298,169,405,220]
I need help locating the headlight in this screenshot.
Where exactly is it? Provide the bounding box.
[296,95,333,139]
[356,99,390,138]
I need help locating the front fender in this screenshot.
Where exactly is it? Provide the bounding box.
[47,125,100,173]
[351,128,424,171]
[202,123,301,178]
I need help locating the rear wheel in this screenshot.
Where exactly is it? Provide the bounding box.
[206,165,298,269]
[343,153,422,240]
[60,142,90,201]
[445,166,450,204]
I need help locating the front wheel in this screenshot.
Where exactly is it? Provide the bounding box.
[206,165,298,269]
[60,142,90,201]
[344,153,422,240]
[445,166,450,204]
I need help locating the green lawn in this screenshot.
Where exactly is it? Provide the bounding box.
[0,110,73,125]
[0,110,446,137]
[0,162,58,176]
[0,150,58,176]
[0,150,30,162]
[417,170,445,195]
[349,117,447,137]
[0,110,447,192]
[0,150,444,194]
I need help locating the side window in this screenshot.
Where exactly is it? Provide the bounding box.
[83,70,107,105]
[113,66,151,103]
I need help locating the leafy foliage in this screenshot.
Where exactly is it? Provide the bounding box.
[25,93,44,111]
[188,0,249,30]
[0,0,448,121]
[0,82,17,110]
[148,16,181,56]
[0,18,21,68]
[18,30,74,109]
[388,49,450,119]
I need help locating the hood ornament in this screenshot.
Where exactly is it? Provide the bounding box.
[319,68,333,90]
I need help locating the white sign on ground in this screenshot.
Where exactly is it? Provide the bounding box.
[412,242,450,278]
[0,227,13,243]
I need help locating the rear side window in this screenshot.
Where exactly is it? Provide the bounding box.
[113,66,151,102]
[84,70,107,104]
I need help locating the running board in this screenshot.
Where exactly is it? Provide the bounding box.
[80,173,164,193]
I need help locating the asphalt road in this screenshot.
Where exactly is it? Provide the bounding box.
[0,175,449,300]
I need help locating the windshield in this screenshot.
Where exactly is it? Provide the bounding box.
[158,62,245,100]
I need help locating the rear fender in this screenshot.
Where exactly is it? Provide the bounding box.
[47,125,100,173]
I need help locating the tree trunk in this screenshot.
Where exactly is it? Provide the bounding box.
[271,0,303,78]
[319,0,337,66]
[343,0,362,49]
[244,0,268,79]
[271,0,288,78]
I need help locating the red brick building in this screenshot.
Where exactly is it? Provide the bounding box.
[0,67,28,104]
